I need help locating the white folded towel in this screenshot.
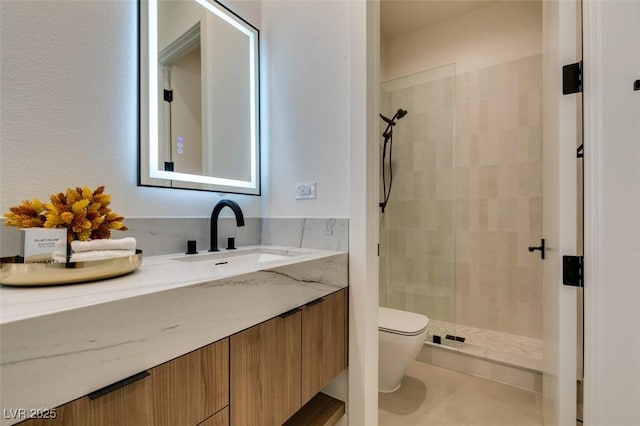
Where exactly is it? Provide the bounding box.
[71,237,137,252]
[52,238,137,263]
[53,250,136,263]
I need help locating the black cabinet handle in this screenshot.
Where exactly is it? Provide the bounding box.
[279,307,301,319]
[305,297,325,307]
[88,371,150,400]
[528,238,546,260]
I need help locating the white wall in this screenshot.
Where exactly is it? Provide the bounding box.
[260,0,350,218]
[0,0,262,219]
[584,0,640,424]
[0,0,352,221]
[259,3,370,423]
[383,1,542,81]
[349,1,380,423]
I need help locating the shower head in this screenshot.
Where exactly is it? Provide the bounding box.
[380,109,408,127]
[395,109,408,120]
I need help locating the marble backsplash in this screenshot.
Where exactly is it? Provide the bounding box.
[125,217,262,256]
[261,218,349,251]
[0,217,348,257]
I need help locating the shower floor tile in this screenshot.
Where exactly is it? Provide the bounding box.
[379,361,543,426]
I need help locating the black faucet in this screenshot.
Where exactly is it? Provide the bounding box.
[209,199,245,252]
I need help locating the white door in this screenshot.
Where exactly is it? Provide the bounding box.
[542,0,580,425]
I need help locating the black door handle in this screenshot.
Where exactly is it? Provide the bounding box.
[528,238,545,260]
[279,307,301,319]
[88,371,150,400]
[305,297,325,307]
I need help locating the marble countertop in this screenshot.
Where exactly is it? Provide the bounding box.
[0,246,348,425]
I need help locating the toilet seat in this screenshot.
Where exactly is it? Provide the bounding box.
[379,306,429,336]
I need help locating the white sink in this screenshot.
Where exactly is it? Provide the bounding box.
[171,248,304,267]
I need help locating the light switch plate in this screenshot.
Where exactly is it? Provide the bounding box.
[296,182,316,199]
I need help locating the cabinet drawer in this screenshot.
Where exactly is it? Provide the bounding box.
[19,338,229,426]
[230,311,302,426]
[150,337,229,426]
[301,289,348,404]
[197,407,229,426]
[17,372,151,426]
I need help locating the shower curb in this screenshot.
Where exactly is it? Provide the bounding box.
[417,342,543,393]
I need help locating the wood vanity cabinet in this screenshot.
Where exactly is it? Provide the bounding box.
[20,338,229,426]
[197,407,229,426]
[301,288,347,405]
[19,288,348,426]
[230,288,348,426]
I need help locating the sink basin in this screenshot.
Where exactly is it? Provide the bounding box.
[212,252,290,266]
[171,248,303,266]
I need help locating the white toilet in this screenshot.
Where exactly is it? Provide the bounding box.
[378,306,430,393]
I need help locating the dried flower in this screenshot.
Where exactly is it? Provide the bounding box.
[3,198,47,228]
[3,186,127,241]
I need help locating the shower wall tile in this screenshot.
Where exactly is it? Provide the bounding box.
[381,54,543,340]
[456,54,543,339]
[392,54,540,340]
[380,74,458,321]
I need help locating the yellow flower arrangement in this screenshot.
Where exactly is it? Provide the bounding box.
[3,186,128,242]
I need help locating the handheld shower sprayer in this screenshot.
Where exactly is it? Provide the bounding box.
[380,108,408,213]
[379,109,408,126]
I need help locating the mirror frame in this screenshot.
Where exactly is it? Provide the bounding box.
[138,0,261,195]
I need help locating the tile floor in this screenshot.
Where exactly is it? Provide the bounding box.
[379,361,544,426]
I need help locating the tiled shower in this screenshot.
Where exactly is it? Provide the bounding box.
[379,54,544,376]
[379,63,458,341]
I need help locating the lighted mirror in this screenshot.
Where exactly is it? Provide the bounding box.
[139,0,260,194]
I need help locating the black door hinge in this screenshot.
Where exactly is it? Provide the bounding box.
[563,255,584,287]
[577,144,584,158]
[164,161,174,172]
[163,89,174,102]
[563,62,583,95]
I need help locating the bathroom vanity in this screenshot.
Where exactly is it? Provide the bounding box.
[0,247,348,426]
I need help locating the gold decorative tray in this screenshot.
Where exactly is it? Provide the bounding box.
[0,250,143,286]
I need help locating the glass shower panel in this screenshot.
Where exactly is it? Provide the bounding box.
[379,64,457,346]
